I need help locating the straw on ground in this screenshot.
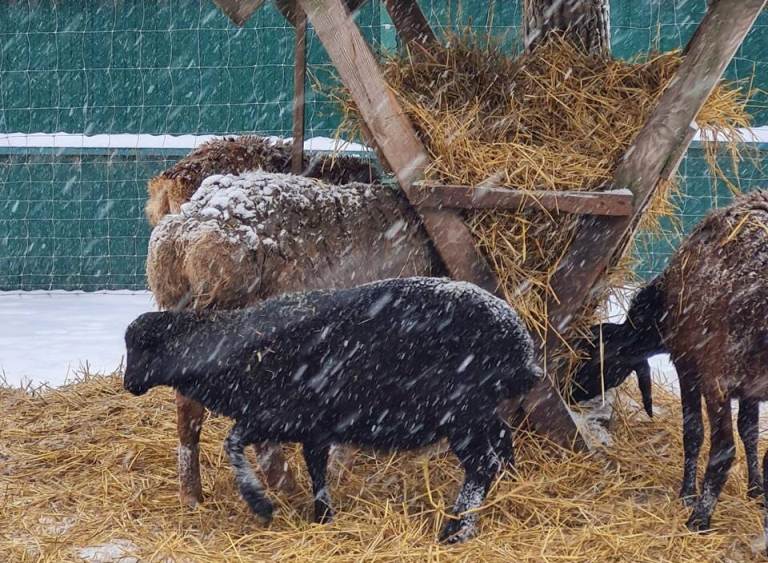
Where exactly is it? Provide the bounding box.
[1,371,765,562]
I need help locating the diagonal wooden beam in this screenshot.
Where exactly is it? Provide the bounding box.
[530,0,766,393]
[382,0,438,50]
[213,0,266,26]
[298,0,588,450]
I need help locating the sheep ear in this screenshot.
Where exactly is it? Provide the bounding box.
[635,361,653,418]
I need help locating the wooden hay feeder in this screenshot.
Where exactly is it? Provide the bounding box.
[212,0,765,451]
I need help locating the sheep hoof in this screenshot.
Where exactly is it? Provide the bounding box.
[313,506,334,524]
[241,489,274,524]
[679,490,697,508]
[685,513,712,533]
[747,484,763,500]
[180,490,203,508]
[438,519,476,544]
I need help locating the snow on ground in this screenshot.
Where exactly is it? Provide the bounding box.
[0,291,155,388]
[76,539,139,563]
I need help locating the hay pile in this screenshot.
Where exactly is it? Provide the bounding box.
[335,33,752,343]
[2,372,766,561]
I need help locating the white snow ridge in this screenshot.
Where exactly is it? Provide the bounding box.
[76,539,139,562]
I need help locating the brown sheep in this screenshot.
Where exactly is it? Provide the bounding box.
[145,136,380,226]
[147,169,441,507]
[571,189,768,542]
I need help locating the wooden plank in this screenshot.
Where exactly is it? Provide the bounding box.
[299,0,586,451]
[382,0,438,50]
[659,125,698,183]
[417,184,634,216]
[534,0,766,378]
[277,0,368,23]
[213,0,265,26]
[292,3,307,175]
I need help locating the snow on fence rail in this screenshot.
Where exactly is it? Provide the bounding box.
[0,133,371,153]
[1,128,767,150]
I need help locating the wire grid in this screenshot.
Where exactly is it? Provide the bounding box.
[0,0,766,291]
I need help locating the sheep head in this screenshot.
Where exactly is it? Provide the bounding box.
[124,311,170,395]
[569,281,666,417]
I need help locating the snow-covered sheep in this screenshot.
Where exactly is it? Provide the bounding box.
[148,170,440,506]
[570,190,768,539]
[145,136,379,226]
[124,277,541,544]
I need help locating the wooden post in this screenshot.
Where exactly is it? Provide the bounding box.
[533,0,766,398]
[382,0,438,50]
[523,0,611,56]
[212,0,266,26]
[292,3,307,175]
[298,0,587,449]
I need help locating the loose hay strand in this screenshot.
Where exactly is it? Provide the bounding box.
[1,373,766,561]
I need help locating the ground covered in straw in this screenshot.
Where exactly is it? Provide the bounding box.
[2,373,765,562]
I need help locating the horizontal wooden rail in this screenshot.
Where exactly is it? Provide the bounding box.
[416,184,634,216]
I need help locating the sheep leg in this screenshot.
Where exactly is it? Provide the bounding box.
[225,425,274,523]
[439,419,512,544]
[176,391,205,507]
[253,443,298,495]
[677,366,703,506]
[687,397,735,532]
[329,444,357,477]
[737,398,762,498]
[302,442,333,523]
[762,448,768,556]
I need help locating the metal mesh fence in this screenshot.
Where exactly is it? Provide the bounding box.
[0,0,765,290]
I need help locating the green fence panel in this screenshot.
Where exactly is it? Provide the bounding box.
[0,1,766,290]
[0,149,174,290]
[635,145,768,281]
[0,0,382,138]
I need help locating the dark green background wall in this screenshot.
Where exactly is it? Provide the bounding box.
[0,1,766,290]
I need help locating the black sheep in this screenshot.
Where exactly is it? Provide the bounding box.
[569,281,666,417]
[123,277,540,543]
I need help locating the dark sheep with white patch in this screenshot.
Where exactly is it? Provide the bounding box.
[123,277,541,543]
[569,190,768,543]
